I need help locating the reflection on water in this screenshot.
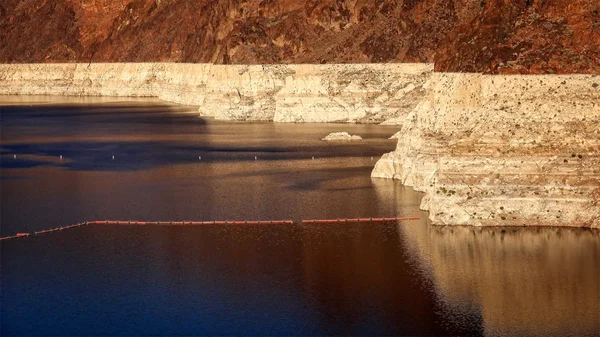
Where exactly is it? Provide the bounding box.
[1,97,599,336]
[398,219,600,337]
[2,222,484,336]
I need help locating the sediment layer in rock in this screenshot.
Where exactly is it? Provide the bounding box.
[0,63,432,124]
[372,72,600,228]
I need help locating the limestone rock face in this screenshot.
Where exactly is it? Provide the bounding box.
[372,73,600,228]
[388,131,403,139]
[321,132,362,141]
[273,64,431,123]
[0,63,433,124]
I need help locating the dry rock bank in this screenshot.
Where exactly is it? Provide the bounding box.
[0,63,432,124]
[372,73,600,228]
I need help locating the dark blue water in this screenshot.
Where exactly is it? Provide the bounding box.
[1,97,599,336]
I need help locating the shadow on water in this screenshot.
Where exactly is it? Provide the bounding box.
[1,141,388,172]
[1,222,484,336]
[0,104,208,126]
[0,156,55,170]
[1,101,397,173]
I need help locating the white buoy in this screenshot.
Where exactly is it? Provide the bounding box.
[13,154,16,159]
[60,155,63,160]
[112,155,115,160]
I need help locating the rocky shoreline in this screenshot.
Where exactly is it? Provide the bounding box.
[372,73,600,228]
[1,63,598,228]
[0,63,431,124]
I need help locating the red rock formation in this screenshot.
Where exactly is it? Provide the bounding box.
[0,0,82,61]
[435,0,600,74]
[1,0,598,74]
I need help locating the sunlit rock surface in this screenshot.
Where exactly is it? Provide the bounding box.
[0,63,432,124]
[373,73,600,228]
[321,132,362,141]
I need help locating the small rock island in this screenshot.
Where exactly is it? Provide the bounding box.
[321,132,363,141]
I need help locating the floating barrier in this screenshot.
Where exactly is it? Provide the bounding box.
[34,222,88,236]
[0,217,420,242]
[301,216,420,224]
[0,233,30,241]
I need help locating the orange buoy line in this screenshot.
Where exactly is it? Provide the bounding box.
[0,217,420,242]
[0,233,31,241]
[34,222,88,235]
[301,216,420,224]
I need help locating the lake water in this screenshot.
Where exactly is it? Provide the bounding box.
[1,97,599,336]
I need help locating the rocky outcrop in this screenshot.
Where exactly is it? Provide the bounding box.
[0,62,432,123]
[273,64,431,123]
[435,0,600,74]
[1,0,598,74]
[321,132,362,141]
[372,73,600,228]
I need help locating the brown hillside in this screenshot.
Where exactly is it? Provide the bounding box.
[0,0,598,74]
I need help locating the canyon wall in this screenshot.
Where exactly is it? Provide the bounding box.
[0,63,432,123]
[372,73,600,228]
[2,62,598,228]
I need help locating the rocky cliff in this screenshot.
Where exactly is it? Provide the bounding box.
[0,63,433,123]
[1,0,598,74]
[372,73,600,228]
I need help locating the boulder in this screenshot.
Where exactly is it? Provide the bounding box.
[321,132,362,141]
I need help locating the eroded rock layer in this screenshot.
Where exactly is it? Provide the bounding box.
[372,73,600,228]
[0,63,432,123]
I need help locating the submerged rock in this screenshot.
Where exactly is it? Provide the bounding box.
[321,132,362,141]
